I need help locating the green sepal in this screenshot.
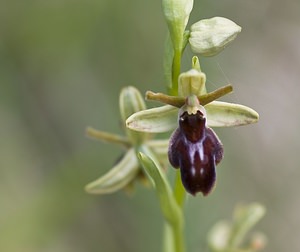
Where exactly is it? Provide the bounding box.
[205,101,259,127]
[86,127,130,147]
[85,148,139,194]
[126,105,178,133]
[126,99,258,133]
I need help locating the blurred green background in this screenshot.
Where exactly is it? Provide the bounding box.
[1,0,300,251]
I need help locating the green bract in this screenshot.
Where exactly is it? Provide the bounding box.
[85,86,170,194]
[189,17,242,56]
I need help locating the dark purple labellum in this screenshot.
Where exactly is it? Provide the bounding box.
[168,111,223,196]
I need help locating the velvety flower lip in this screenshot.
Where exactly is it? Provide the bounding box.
[168,103,223,196]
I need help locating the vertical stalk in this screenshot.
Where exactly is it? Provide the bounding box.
[163,217,185,252]
[163,11,186,250]
[165,40,186,252]
[173,219,185,252]
[172,170,186,252]
[170,49,182,96]
[163,223,174,252]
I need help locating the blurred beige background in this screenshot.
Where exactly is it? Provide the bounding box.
[1,0,300,251]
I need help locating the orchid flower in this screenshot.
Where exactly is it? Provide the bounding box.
[126,58,259,195]
[85,86,169,194]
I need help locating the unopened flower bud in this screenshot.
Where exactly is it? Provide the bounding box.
[119,86,148,144]
[189,17,241,56]
[162,0,194,50]
[120,86,146,122]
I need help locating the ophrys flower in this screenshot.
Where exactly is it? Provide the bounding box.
[126,59,259,196]
[85,86,169,194]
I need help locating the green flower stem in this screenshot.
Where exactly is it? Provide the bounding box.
[163,220,185,252]
[171,49,182,96]
[165,31,186,252]
[173,221,185,252]
[163,221,185,252]
[167,170,186,252]
[163,223,174,252]
[182,31,191,54]
[164,32,189,96]
[164,33,175,92]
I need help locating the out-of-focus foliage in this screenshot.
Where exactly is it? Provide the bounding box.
[1,0,300,252]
